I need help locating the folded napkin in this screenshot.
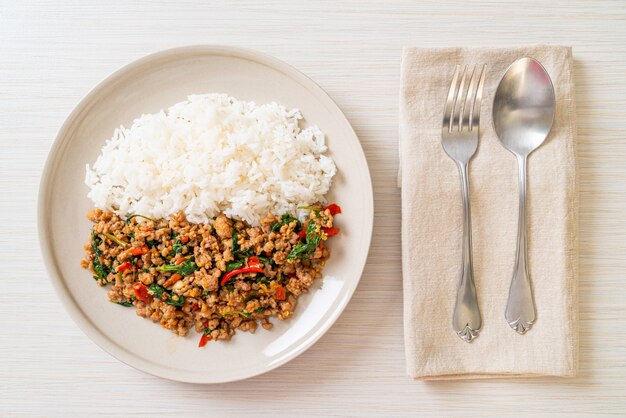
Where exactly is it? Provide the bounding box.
[399,45,578,380]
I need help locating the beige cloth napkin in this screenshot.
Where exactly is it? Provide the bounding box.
[399,46,578,380]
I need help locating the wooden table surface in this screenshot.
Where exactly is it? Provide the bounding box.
[2,1,625,416]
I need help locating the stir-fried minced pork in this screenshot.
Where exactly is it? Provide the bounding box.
[81,205,341,346]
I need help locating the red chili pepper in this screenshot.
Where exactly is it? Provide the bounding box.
[298,229,307,240]
[247,256,261,268]
[198,333,212,347]
[174,256,187,265]
[116,261,132,272]
[198,321,212,347]
[133,282,151,303]
[220,266,264,286]
[324,203,342,216]
[275,285,286,301]
[322,226,340,237]
[131,245,149,256]
[190,301,200,311]
[181,236,189,243]
[219,257,265,286]
[163,273,182,288]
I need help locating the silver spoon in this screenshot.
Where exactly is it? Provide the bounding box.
[492,57,556,334]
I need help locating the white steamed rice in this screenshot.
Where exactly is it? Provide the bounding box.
[85,94,336,225]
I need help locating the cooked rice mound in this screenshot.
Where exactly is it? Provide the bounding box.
[85,94,336,226]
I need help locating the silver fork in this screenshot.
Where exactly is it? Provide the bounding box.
[441,64,486,342]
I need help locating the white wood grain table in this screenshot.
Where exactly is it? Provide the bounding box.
[2,1,626,416]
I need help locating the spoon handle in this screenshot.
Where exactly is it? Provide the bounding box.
[452,162,481,342]
[506,155,536,334]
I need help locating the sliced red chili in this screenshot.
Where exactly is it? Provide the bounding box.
[275,285,286,301]
[174,256,187,265]
[298,229,307,240]
[116,261,132,272]
[131,245,149,256]
[219,257,264,286]
[198,333,212,347]
[322,226,340,237]
[181,236,189,243]
[163,273,182,288]
[324,203,342,216]
[247,256,261,268]
[199,321,212,347]
[220,266,264,286]
[133,282,151,303]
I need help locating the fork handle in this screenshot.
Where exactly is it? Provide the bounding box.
[452,162,482,342]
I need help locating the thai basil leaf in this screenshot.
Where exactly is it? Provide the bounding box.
[91,231,110,281]
[271,213,301,233]
[287,221,322,261]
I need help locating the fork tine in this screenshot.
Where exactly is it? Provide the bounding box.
[443,65,460,132]
[462,66,479,132]
[452,66,467,131]
[471,65,487,131]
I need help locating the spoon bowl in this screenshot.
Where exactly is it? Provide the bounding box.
[493,57,555,156]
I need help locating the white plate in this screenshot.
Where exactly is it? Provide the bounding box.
[38,45,373,383]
